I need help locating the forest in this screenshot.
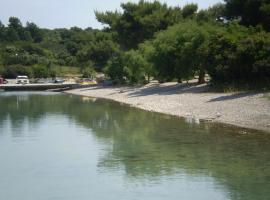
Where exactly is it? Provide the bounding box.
[0,0,270,89]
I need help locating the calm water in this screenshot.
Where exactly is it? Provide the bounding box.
[0,92,269,200]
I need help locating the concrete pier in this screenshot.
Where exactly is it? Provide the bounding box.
[0,83,80,91]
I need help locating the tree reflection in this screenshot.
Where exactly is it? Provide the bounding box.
[0,92,269,200]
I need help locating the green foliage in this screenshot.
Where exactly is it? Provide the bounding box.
[25,22,43,43]
[182,3,198,18]
[96,0,183,49]
[0,1,270,89]
[81,61,96,78]
[82,67,96,79]
[0,17,35,42]
[122,50,148,83]
[0,66,4,75]
[32,64,54,78]
[3,65,33,78]
[0,17,119,77]
[77,31,120,69]
[138,41,156,82]
[150,21,208,82]
[196,3,226,23]
[1,44,50,66]
[207,3,226,19]
[224,0,270,31]
[5,28,20,41]
[105,49,151,84]
[95,11,121,28]
[104,54,127,83]
[206,26,270,88]
[49,65,81,77]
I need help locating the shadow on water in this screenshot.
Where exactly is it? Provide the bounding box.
[0,92,270,200]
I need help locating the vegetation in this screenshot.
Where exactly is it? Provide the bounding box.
[0,18,119,78]
[0,0,269,89]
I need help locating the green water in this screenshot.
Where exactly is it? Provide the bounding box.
[0,92,269,200]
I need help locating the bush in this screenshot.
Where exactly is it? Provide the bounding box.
[0,65,4,75]
[104,50,150,84]
[104,54,127,84]
[206,26,270,88]
[122,50,148,84]
[82,67,96,79]
[151,21,209,83]
[32,64,50,78]
[3,65,33,78]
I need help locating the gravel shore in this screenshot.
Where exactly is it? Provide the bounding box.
[65,82,270,133]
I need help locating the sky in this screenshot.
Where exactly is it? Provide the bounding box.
[0,0,222,29]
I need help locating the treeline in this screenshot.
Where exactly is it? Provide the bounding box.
[0,0,270,89]
[98,0,270,88]
[0,18,118,78]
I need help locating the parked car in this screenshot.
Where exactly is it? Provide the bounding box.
[16,76,30,84]
[0,76,8,84]
[0,76,4,84]
[53,78,65,84]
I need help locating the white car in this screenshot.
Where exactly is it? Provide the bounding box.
[16,76,30,84]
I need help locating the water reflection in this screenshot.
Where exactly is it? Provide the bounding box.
[0,92,269,200]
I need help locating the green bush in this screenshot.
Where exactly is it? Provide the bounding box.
[0,65,4,75]
[104,54,127,84]
[104,50,150,84]
[206,26,270,88]
[150,21,209,83]
[122,50,148,84]
[32,64,50,78]
[3,65,33,78]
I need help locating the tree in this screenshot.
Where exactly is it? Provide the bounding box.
[8,17,23,30]
[224,0,270,31]
[3,65,33,78]
[81,61,96,78]
[76,31,119,70]
[207,3,226,19]
[122,50,148,83]
[5,17,34,41]
[205,23,270,88]
[20,30,32,41]
[196,3,226,23]
[5,28,20,41]
[104,54,127,83]
[32,65,49,78]
[138,41,156,83]
[182,3,198,18]
[26,22,43,42]
[0,21,4,28]
[95,11,121,28]
[0,21,5,41]
[150,21,209,83]
[95,0,182,49]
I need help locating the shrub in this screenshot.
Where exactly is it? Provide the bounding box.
[207,27,270,88]
[3,65,33,78]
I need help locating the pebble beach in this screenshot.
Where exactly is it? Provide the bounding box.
[65,82,270,133]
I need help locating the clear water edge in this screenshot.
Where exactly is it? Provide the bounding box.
[0,92,269,200]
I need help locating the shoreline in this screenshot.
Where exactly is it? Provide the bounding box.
[65,82,270,133]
